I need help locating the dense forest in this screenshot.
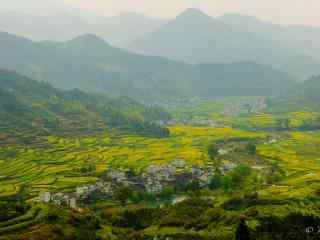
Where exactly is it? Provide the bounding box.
[0,70,170,139]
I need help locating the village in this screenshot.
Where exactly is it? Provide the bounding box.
[220,97,267,116]
[38,159,237,208]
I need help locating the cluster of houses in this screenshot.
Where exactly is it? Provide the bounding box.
[38,181,113,208]
[39,159,237,208]
[148,97,203,109]
[39,191,77,208]
[156,118,228,128]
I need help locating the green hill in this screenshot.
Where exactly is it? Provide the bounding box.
[266,75,320,114]
[297,75,320,102]
[0,69,170,139]
[0,31,296,100]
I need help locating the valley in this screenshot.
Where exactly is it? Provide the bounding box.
[1,5,320,240]
[1,89,320,239]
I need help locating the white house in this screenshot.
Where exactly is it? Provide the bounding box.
[69,198,77,208]
[175,159,186,168]
[39,191,51,203]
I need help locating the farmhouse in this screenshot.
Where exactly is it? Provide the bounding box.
[107,168,127,183]
[39,191,51,203]
[220,161,237,173]
[191,165,203,177]
[146,178,163,193]
[175,159,186,168]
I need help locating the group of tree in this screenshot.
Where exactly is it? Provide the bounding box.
[113,185,176,205]
[0,70,171,138]
[209,165,254,192]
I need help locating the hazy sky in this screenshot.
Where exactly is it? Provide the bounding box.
[1,0,320,26]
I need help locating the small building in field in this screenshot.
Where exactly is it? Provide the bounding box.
[192,165,203,177]
[108,169,127,183]
[69,198,77,208]
[51,193,64,205]
[145,178,163,193]
[175,159,186,168]
[39,191,51,203]
[147,165,160,175]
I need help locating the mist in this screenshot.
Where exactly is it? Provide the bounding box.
[1,0,320,26]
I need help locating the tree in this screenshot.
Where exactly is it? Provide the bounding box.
[235,219,251,240]
[277,118,291,130]
[141,192,156,203]
[160,186,175,201]
[129,191,143,204]
[187,180,200,192]
[230,165,252,189]
[208,143,219,160]
[209,173,222,190]
[246,143,256,155]
[113,186,133,205]
[221,175,233,192]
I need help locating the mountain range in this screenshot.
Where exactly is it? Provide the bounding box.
[0,11,167,46]
[1,8,320,80]
[129,8,320,79]
[0,31,296,100]
[219,14,320,61]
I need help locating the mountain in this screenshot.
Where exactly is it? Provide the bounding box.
[0,69,170,138]
[219,14,320,61]
[128,8,320,79]
[0,31,296,99]
[191,62,295,97]
[0,11,167,47]
[298,75,320,102]
[92,13,168,47]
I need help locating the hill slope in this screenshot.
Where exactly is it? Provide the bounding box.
[0,31,296,99]
[219,14,320,61]
[129,8,320,79]
[266,75,320,114]
[0,70,170,139]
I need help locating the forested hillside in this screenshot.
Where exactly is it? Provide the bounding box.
[0,70,170,140]
[266,75,320,114]
[0,31,296,100]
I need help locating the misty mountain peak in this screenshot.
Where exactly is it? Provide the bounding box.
[68,33,109,46]
[177,8,209,19]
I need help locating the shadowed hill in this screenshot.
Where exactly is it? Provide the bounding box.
[0,31,296,100]
[0,69,170,139]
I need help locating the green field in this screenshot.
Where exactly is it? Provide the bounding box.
[1,124,320,202]
[0,126,263,197]
[1,95,320,239]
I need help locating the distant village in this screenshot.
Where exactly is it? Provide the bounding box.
[220,97,267,116]
[156,118,227,128]
[153,97,267,127]
[39,159,237,208]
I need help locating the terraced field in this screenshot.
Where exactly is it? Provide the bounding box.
[0,205,48,236]
[1,122,319,203]
[258,131,320,199]
[173,97,320,130]
[0,127,267,198]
